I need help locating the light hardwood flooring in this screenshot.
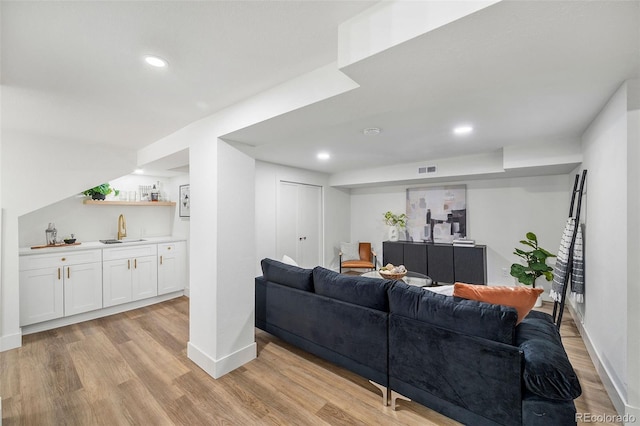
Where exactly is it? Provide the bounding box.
[0,297,619,425]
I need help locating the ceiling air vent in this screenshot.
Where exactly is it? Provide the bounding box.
[418,165,437,174]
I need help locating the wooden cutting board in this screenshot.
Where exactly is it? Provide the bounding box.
[31,242,82,249]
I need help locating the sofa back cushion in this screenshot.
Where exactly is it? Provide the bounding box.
[517,315,582,401]
[388,281,517,345]
[313,266,392,311]
[261,258,314,292]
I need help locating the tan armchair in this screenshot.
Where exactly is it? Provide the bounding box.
[340,242,377,273]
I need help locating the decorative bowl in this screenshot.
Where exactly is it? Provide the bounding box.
[378,270,407,280]
[64,239,77,244]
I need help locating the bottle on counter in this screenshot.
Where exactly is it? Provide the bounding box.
[45,223,57,245]
[151,184,159,202]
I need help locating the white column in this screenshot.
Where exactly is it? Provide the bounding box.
[187,138,256,378]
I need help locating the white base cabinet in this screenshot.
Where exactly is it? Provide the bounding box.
[103,244,158,308]
[158,242,186,295]
[102,258,133,307]
[20,240,185,329]
[19,267,63,326]
[133,255,158,301]
[20,250,102,326]
[64,262,103,316]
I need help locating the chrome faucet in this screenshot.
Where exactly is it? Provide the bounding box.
[117,214,127,240]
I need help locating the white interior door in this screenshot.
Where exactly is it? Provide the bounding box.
[277,181,322,268]
[277,182,299,264]
[297,184,322,268]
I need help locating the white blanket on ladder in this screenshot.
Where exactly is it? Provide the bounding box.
[550,218,584,304]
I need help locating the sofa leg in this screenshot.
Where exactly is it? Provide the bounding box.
[368,380,388,406]
[390,390,411,411]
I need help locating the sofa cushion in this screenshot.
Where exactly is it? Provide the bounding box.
[261,258,314,292]
[453,283,544,324]
[388,281,517,345]
[516,315,582,401]
[518,338,582,401]
[312,266,392,311]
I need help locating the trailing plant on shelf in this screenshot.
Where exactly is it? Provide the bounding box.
[510,232,556,287]
[82,183,119,200]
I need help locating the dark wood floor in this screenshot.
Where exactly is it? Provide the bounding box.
[0,296,619,425]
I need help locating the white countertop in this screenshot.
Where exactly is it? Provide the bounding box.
[20,236,186,256]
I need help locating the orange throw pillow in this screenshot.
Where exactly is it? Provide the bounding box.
[453,282,544,324]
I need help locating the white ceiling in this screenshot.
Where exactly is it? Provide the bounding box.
[2,1,639,176]
[1,0,374,150]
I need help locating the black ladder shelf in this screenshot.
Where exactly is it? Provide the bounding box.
[553,169,587,328]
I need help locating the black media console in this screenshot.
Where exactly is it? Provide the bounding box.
[382,241,487,285]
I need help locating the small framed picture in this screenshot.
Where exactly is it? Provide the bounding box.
[179,184,190,217]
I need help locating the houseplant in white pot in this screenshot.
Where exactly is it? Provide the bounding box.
[383,211,407,242]
[82,183,120,200]
[510,232,555,307]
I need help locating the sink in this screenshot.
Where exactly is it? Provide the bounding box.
[99,238,146,244]
[100,239,122,244]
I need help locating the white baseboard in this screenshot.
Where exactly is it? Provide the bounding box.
[625,405,640,425]
[0,331,22,352]
[188,341,256,379]
[568,304,626,416]
[21,291,184,336]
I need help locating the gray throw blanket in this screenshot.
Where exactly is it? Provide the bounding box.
[550,218,585,303]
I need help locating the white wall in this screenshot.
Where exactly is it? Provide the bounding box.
[0,86,3,350]
[581,83,629,403]
[18,173,182,247]
[167,174,190,294]
[255,161,351,274]
[18,196,174,246]
[627,106,640,420]
[2,131,136,218]
[579,82,640,419]
[350,174,572,295]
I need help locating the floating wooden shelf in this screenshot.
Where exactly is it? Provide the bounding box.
[83,200,176,206]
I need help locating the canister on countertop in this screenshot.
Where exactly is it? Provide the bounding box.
[45,223,57,245]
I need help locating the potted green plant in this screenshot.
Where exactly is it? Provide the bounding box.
[510,232,555,288]
[82,183,119,200]
[383,211,407,241]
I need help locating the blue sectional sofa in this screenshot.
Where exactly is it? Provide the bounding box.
[255,258,582,426]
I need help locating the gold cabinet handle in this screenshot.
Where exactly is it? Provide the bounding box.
[167,247,171,250]
[61,257,66,261]
[67,267,70,279]
[58,268,61,280]
[160,255,163,265]
[134,259,137,269]
[128,260,131,270]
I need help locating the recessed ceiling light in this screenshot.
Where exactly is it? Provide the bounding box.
[317,152,330,160]
[133,169,144,174]
[144,55,168,68]
[453,125,473,135]
[363,127,381,136]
